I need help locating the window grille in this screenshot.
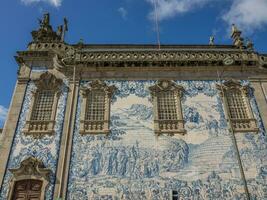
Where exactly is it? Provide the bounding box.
[158,91,178,120]
[86,91,105,121]
[31,90,54,121]
[226,89,249,120]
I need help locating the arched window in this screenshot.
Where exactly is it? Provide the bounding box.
[217,80,258,133]
[80,80,116,135]
[23,72,63,137]
[149,80,186,136]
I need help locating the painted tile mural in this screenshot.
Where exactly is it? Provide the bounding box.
[0,80,68,200]
[67,80,267,200]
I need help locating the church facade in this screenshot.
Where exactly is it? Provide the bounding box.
[1,14,267,200]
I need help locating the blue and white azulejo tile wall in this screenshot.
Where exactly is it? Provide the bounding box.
[67,80,267,200]
[0,80,68,200]
[1,80,267,200]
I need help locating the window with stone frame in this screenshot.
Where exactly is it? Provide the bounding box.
[149,80,186,135]
[23,72,63,137]
[80,80,116,135]
[217,80,258,133]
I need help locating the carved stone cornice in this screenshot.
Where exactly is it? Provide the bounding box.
[17,44,267,76]
[58,50,263,70]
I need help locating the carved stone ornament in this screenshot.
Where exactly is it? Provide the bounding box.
[223,57,235,66]
[259,55,267,69]
[80,80,117,98]
[216,79,250,96]
[7,157,50,200]
[35,72,63,92]
[149,80,184,97]
[9,157,50,180]
[31,13,61,43]
[80,80,117,135]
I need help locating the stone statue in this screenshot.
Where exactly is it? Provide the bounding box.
[43,13,50,26]
[209,36,215,45]
[57,25,63,37]
[38,13,50,29]
[231,24,239,35]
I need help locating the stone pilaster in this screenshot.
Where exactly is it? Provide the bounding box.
[0,80,29,187]
[250,79,267,131]
[53,78,80,199]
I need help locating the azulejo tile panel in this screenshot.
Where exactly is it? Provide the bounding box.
[0,80,68,200]
[67,80,267,200]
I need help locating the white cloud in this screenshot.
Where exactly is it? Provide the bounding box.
[145,0,217,21]
[21,0,62,7]
[0,105,8,127]
[222,0,267,34]
[118,7,128,20]
[145,0,267,34]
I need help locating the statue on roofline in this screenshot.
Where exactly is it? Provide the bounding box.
[231,24,240,35]
[209,35,215,45]
[32,13,69,43]
[38,13,51,30]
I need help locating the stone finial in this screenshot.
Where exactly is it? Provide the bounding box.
[209,36,215,45]
[77,38,84,49]
[231,24,244,48]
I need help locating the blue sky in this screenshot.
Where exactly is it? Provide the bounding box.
[0,0,267,127]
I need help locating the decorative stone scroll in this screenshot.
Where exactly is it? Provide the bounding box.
[149,80,186,136]
[217,80,258,133]
[7,157,50,200]
[80,80,116,135]
[23,72,63,138]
